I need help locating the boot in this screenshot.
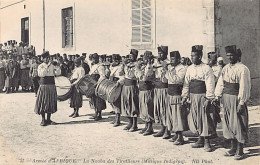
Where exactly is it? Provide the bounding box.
[110,117,116,124]
[143,122,154,136]
[153,124,166,137]
[69,108,76,117]
[113,113,121,127]
[169,133,178,142]
[192,136,204,148]
[173,132,185,145]
[204,137,213,152]
[224,139,237,156]
[129,117,138,132]
[162,127,171,139]
[40,113,47,126]
[234,142,244,160]
[90,111,98,119]
[72,108,79,118]
[139,122,148,134]
[46,113,56,125]
[11,87,15,93]
[94,111,102,121]
[124,117,133,130]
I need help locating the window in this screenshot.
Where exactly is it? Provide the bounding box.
[62,7,73,48]
[21,17,29,44]
[131,0,153,47]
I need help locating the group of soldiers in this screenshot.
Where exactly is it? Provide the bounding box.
[32,44,250,161]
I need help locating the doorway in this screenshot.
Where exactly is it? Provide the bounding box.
[21,17,29,45]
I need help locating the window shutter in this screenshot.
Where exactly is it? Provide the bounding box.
[142,0,151,8]
[132,9,140,26]
[132,27,141,42]
[132,0,140,9]
[142,8,151,25]
[142,26,151,42]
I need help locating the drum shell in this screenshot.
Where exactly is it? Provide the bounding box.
[75,75,97,98]
[95,79,122,103]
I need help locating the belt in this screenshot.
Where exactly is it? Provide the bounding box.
[168,84,183,96]
[39,76,55,85]
[189,80,206,94]
[139,81,153,91]
[223,81,239,96]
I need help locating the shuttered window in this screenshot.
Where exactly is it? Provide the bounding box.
[132,0,152,44]
[62,7,73,48]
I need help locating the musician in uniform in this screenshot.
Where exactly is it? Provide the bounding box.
[0,54,6,92]
[208,52,222,130]
[20,54,31,91]
[69,58,85,118]
[165,51,188,145]
[34,51,61,126]
[109,54,124,126]
[135,51,154,135]
[152,46,171,139]
[89,53,107,121]
[215,46,251,160]
[119,49,139,132]
[181,45,216,152]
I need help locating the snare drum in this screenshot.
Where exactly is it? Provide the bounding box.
[55,76,72,101]
[75,75,97,98]
[95,78,122,103]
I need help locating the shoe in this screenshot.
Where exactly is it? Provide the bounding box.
[94,116,102,121]
[143,129,154,136]
[173,133,184,145]
[153,125,166,137]
[46,120,56,125]
[139,122,148,134]
[129,126,138,132]
[224,139,237,157]
[204,138,213,152]
[40,121,47,126]
[113,113,121,127]
[162,128,171,139]
[234,142,245,160]
[124,117,133,130]
[143,122,153,136]
[72,113,79,118]
[192,136,204,148]
[169,134,178,142]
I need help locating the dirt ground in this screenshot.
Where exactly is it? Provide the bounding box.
[0,92,259,165]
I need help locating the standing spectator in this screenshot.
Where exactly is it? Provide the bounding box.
[12,55,20,92]
[0,54,6,92]
[59,57,69,77]
[80,55,90,75]
[20,54,30,91]
[30,56,40,96]
[5,55,19,93]
[17,42,25,56]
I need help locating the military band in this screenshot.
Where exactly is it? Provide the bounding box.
[0,40,252,160]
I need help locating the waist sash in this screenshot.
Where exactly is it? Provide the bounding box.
[189,80,206,94]
[40,76,55,85]
[124,79,137,86]
[153,78,168,88]
[139,81,153,91]
[168,84,183,96]
[223,81,239,96]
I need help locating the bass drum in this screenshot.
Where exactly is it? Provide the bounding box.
[95,78,122,103]
[55,76,72,101]
[76,75,97,98]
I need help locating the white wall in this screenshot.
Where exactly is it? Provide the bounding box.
[1,0,213,59]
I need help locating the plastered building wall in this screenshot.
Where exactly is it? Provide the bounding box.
[215,0,260,97]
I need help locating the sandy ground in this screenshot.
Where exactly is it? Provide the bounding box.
[0,92,259,165]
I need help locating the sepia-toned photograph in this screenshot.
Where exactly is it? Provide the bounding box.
[0,0,259,164]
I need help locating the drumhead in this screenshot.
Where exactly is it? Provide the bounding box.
[55,76,72,101]
[107,84,122,103]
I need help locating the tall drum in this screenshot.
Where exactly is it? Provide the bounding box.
[76,75,97,98]
[95,78,122,103]
[55,76,72,101]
